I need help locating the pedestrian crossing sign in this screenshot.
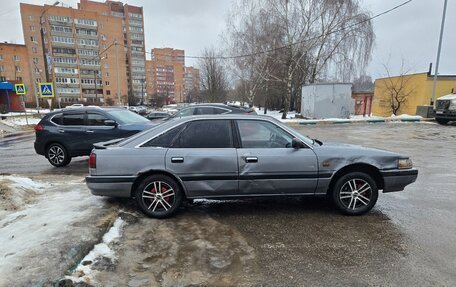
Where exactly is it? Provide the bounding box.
[15,84,26,95]
[39,82,54,98]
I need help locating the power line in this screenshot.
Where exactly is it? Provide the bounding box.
[143,0,414,60]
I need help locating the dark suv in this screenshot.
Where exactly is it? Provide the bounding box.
[34,107,154,167]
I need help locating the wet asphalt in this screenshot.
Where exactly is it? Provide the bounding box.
[1,122,455,286]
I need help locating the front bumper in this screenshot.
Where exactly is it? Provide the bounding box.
[381,168,418,193]
[435,109,456,120]
[86,176,136,198]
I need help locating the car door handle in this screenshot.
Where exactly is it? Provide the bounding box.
[58,129,65,133]
[245,156,258,163]
[86,130,94,133]
[171,157,184,163]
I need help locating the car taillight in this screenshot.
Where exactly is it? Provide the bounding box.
[89,152,96,169]
[34,124,44,131]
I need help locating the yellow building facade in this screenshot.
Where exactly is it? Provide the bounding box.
[372,72,456,116]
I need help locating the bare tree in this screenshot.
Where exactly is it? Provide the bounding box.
[225,0,374,118]
[380,61,414,115]
[199,48,229,103]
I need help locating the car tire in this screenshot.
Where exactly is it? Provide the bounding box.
[331,172,378,216]
[135,175,183,219]
[436,118,449,125]
[46,143,71,167]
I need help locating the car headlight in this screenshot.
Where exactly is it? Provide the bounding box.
[398,158,413,169]
[449,99,456,111]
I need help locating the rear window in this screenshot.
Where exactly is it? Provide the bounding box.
[51,114,63,125]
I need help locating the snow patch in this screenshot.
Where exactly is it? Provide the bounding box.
[66,217,125,284]
[6,175,50,190]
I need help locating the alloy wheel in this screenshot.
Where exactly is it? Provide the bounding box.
[141,181,176,212]
[339,178,372,211]
[48,145,65,165]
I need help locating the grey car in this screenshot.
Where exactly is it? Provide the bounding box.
[86,115,418,218]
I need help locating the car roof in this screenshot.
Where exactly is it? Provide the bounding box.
[45,106,127,116]
[168,114,276,124]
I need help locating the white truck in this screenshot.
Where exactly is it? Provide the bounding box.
[435,93,456,125]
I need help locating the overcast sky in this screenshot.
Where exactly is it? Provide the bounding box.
[1,0,455,80]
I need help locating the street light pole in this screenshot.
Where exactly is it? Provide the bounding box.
[431,0,448,107]
[115,39,121,105]
[141,79,145,105]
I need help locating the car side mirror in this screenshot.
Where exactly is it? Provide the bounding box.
[292,138,305,149]
[104,119,118,127]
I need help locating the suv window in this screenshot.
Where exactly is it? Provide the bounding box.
[142,124,186,148]
[51,113,63,125]
[237,120,293,148]
[62,113,85,126]
[174,107,195,117]
[213,107,229,114]
[174,120,233,148]
[87,113,109,126]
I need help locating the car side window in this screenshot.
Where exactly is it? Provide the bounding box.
[212,107,229,114]
[142,124,186,148]
[174,120,233,148]
[195,107,215,115]
[237,120,293,148]
[175,108,195,117]
[87,113,110,126]
[62,113,85,126]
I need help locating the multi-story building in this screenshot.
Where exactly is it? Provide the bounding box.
[184,66,200,103]
[20,0,145,105]
[0,42,33,104]
[78,0,146,104]
[147,48,185,104]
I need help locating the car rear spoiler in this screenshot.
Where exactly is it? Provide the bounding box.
[93,138,125,149]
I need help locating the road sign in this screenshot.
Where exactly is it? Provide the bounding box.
[39,83,54,98]
[15,84,26,95]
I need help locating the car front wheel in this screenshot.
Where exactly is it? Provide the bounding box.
[135,175,183,218]
[46,143,71,167]
[331,172,378,215]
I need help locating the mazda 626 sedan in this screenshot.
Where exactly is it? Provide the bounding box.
[86,115,418,218]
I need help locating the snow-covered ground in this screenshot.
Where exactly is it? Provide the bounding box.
[0,175,115,286]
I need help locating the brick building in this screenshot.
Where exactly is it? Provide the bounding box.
[0,43,34,105]
[146,48,185,104]
[20,0,145,105]
[184,66,200,102]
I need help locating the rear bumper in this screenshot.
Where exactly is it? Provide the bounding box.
[34,141,46,156]
[85,176,135,198]
[381,168,418,193]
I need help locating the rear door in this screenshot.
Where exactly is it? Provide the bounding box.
[235,119,318,195]
[60,111,87,155]
[165,119,238,198]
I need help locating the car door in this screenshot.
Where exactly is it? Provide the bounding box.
[235,119,318,195]
[86,112,121,147]
[165,119,238,198]
[60,111,88,156]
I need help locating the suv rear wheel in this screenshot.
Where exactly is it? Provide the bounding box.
[436,118,449,125]
[47,143,71,167]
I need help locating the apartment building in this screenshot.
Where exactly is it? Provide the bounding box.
[20,0,145,105]
[78,0,146,103]
[0,42,33,103]
[184,66,200,102]
[147,48,185,103]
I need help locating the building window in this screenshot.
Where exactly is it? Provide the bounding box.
[0,65,4,72]
[0,54,3,61]
[15,66,21,72]
[0,76,6,81]
[34,67,40,73]
[52,36,74,44]
[49,15,73,23]
[30,36,37,42]
[51,25,73,33]
[105,72,109,77]
[128,12,142,19]
[105,81,109,86]
[30,25,35,32]
[33,57,39,64]
[16,76,23,81]
[32,47,38,53]
[101,34,106,41]
[75,18,97,26]
[104,63,108,68]
[13,55,20,61]
[106,90,110,95]
[28,15,33,21]
[36,78,41,83]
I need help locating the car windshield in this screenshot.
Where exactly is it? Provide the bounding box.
[107,110,149,124]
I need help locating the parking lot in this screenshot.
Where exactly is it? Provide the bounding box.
[1,122,455,286]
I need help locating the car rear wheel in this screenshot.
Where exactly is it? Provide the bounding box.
[47,143,71,167]
[135,175,183,218]
[331,172,378,215]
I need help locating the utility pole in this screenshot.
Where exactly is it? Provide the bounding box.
[94,70,98,103]
[115,39,121,105]
[141,78,145,105]
[431,0,448,108]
